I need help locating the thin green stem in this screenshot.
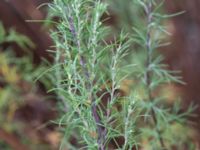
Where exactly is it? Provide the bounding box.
[144,1,167,149]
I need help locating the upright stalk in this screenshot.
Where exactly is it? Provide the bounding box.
[144,1,166,149]
[67,10,106,150]
[48,0,117,149]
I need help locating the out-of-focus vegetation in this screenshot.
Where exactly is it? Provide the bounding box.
[0,22,34,131]
[0,22,57,150]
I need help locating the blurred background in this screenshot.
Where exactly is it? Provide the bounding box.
[0,0,199,149]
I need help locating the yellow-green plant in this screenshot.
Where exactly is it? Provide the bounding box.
[0,21,51,150]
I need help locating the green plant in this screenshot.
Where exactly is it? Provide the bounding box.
[128,0,196,149]
[45,0,197,149]
[46,0,139,149]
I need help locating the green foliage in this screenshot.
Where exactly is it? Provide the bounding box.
[128,0,196,149]
[45,0,197,149]
[0,22,35,50]
[0,22,44,132]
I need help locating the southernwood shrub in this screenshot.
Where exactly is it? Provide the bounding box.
[43,0,196,149]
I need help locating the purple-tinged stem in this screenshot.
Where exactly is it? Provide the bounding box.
[67,13,106,150]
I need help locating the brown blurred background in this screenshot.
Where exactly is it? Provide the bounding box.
[165,0,200,132]
[0,0,52,62]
